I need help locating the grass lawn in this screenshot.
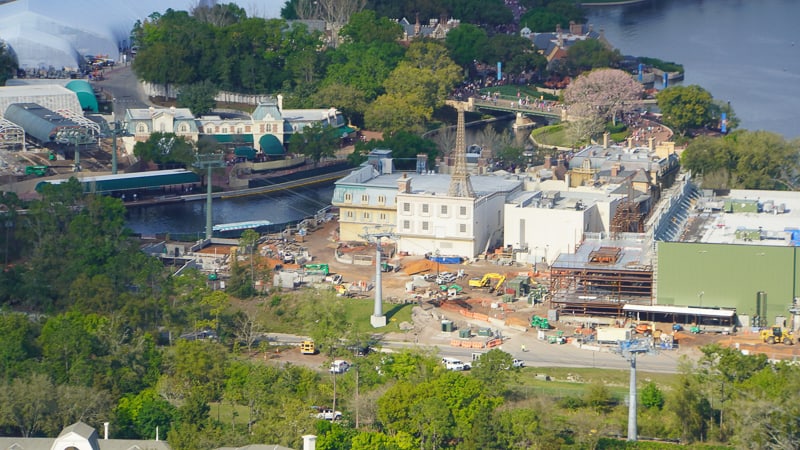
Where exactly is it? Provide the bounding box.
[513,367,678,400]
[342,298,414,333]
[209,401,251,427]
[531,124,572,147]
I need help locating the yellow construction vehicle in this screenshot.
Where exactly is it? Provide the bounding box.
[468,273,506,292]
[760,326,794,345]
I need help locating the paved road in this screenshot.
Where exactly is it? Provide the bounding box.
[265,331,687,374]
[91,64,151,120]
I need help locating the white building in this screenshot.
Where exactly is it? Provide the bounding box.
[503,179,626,265]
[333,150,524,259]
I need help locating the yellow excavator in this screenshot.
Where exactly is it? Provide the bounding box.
[468,273,506,293]
[760,326,794,345]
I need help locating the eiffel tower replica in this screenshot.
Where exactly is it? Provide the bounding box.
[447,105,475,198]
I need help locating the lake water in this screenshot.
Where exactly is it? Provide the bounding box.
[586,0,800,139]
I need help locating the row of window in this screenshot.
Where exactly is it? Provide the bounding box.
[343,211,389,221]
[401,220,468,233]
[402,202,468,217]
[343,193,387,204]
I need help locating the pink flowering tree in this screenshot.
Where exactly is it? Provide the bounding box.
[563,68,644,127]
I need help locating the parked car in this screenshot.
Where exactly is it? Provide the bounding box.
[512,359,525,368]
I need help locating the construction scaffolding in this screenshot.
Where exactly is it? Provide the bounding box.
[0,118,25,151]
[549,245,653,317]
[610,200,644,236]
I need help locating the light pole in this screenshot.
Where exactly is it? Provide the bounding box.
[194,152,225,240]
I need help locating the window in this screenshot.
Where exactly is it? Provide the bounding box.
[422,204,429,214]
[362,212,371,220]
[441,205,448,215]
[379,213,387,221]
[345,211,353,218]
[422,221,429,231]
[179,124,188,133]
[460,224,467,233]
[377,195,386,204]
[361,194,369,203]
[236,128,243,134]
[403,203,410,212]
[245,125,251,132]
[344,193,352,202]
[137,124,147,133]
[403,220,410,230]
[460,206,467,216]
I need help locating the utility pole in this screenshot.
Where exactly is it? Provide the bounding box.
[194,152,225,240]
[360,227,398,328]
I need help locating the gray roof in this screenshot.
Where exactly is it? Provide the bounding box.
[252,101,283,121]
[0,422,170,450]
[4,102,82,144]
[337,169,523,197]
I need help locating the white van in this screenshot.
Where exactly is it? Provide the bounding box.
[329,360,351,374]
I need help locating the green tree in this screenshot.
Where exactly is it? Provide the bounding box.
[177,80,218,116]
[323,41,405,101]
[656,84,715,135]
[641,381,665,410]
[365,92,431,135]
[0,312,38,380]
[470,349,518,395]
[38,312,105,385]
[565,39,622,75]
[445,24,488,68]
[133,132,196,168]
[314,83,369,128]
[340,10,403,45]
[0,40,18,85]
[682,130,798,190]
[289,122,340,164]
[159,339,229,402]
[0,373,56,437]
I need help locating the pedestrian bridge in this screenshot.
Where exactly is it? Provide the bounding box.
[447,96,565,123]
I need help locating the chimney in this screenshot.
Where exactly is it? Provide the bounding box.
[397,173,412,193]
[648,136,655,150]
[603,132,609,148]
[611,163,619,177]
[627,137,633,148]
[303,434,317,450]
[104,422,109,440]
[277,94,284,112]
[544,155,551,169]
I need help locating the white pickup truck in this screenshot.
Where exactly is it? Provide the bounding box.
[442,357,471,371]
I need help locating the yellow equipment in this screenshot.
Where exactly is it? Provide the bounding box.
[760,327,794,345]
[468,273,506,292]
[300,340,316,354]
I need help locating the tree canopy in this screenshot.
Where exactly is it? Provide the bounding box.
[681,130,800,190]
[656,84,716,135]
